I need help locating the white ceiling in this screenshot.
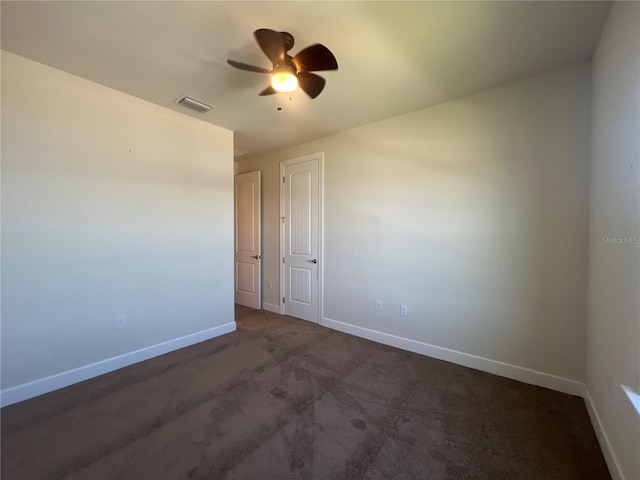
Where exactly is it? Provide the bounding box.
[1,1,610,157]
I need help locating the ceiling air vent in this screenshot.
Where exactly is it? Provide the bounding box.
[174,95,213,114]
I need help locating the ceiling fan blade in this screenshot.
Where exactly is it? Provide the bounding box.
[293,44,338,72]
[298,72,326,99]
[227,59,272,74]
[254,29,286,65]
[259,86,277,96]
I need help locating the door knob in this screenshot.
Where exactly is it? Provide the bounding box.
[308,259,318,264]
[251,255,260,259]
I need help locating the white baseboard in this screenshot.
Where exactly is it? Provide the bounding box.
[583,388,627,480]
[262,302,281,314]
[320,317,585,397]
[0,322,236,408]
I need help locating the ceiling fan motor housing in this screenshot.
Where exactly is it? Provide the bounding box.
[280,31,295,52]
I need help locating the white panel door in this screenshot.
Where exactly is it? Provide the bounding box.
[234,171,261,309]
[283,156,320,322]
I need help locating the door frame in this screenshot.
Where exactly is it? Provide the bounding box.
[279,152,324,322]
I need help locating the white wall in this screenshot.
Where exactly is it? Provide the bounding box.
[1,52,235,396]
[586,3,640,479]
[238,63,591,385]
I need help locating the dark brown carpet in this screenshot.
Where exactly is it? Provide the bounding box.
[1,305,610,479]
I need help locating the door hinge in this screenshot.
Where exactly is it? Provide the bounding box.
[282,176,285,183]
[283,297,285,304]
[282,257,285,264]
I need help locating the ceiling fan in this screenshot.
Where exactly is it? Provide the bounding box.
[227,29,338,99]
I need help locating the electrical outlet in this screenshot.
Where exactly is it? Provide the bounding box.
[400,305,408,316]
[116,314,126,329]
[375,300,383,312]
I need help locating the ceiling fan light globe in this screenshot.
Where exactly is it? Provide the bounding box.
[271,71,298,93]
